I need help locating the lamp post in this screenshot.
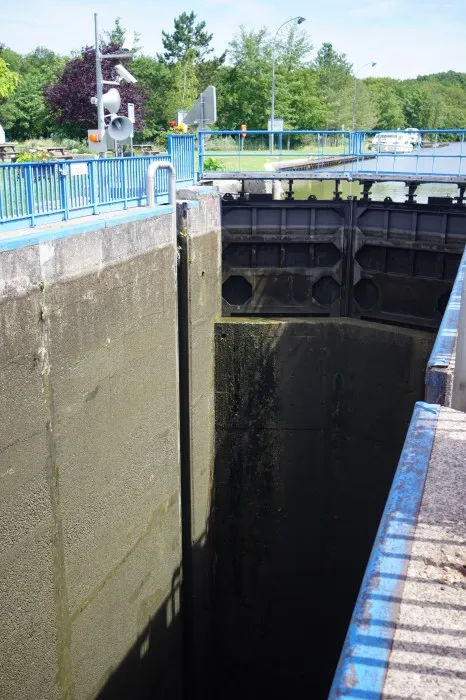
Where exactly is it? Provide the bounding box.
[270,16,306,151]
[352,61,376,131]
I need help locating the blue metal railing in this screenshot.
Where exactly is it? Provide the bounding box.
[198,129,466,180]
[0,134,195,231]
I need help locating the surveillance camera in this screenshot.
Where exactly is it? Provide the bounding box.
[115,64,137,84]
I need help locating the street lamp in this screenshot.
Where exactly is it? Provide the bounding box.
[270,16,306,151]
[352,61,376,131]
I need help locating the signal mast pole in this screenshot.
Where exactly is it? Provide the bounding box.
[94,13,106,157]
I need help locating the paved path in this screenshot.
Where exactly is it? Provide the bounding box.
[383,406,466,699]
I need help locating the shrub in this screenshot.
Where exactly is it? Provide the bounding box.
[203,156,224,171]
[16,150,52,163]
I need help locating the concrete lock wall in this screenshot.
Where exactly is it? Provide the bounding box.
[175,187,221,696]
[212,318,433,699]
[0,205,188,699]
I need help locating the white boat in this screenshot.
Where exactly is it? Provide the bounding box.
[404,128,422,146]
[371,132,414,153]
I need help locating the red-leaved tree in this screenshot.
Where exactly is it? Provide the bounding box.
[45,42,146,139]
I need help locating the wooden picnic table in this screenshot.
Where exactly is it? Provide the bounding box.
[43,147,73,160]
[133,144,161,155]
[0,143,18,162]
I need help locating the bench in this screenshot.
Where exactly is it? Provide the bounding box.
[0,143,18,162]
[133,144,161,155]
[43,147,73,160]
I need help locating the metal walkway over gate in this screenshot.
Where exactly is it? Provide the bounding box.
[199,129,466,185]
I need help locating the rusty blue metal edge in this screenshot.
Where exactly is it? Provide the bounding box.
[328,401,440,700]
[425,247,466,403]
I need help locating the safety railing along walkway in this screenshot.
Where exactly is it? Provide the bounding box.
[199,129,466,183]
[0,134,195,232]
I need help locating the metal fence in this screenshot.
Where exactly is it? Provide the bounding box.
[199,129,466,181]
[0,134,195,231]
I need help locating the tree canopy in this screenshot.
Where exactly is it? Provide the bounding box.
[0,14,465,143]
[45,42,146,139]
[0,56,20,99]
[162,12,214,63]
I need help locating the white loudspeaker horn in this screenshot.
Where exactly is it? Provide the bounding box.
[107,114,133,141]
[102,88,121,114]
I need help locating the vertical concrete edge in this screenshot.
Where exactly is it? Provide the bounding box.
[175,186,221,699]
[328,400,441,700]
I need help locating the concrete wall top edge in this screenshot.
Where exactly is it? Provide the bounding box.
[0,207,176,296]
[0,206,173,253]
[176,185,218,200]
[176,188,221,242]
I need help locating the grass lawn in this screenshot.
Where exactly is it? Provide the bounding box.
[202,146,349,172]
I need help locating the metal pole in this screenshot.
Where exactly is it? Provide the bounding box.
[270,44,276,153]
[94,13,106,158]
[146,161,177,245]
[351,61,377,133]
[270,17,306,154]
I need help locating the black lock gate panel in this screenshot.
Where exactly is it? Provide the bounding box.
[221,197,466,330]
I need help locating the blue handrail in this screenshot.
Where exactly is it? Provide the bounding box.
[198,129,466,179]
[0,134,195,232]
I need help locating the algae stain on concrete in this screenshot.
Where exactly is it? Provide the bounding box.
[219,323,282,599]
[39,298,75,700]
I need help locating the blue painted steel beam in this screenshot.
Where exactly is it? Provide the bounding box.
[328,401,440,699]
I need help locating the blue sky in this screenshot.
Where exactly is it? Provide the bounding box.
[1,0,465,79]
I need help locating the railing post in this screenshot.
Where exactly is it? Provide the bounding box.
[121,159,128,209]
[452,266,466,412]
[24,165,35,227]
[59,163,70,221]
[198,131,204,179]
[89,159,99,215]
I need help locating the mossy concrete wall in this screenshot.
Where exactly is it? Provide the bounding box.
[0,209,182,700]
[212,318,434,698]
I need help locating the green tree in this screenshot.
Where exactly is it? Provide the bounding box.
[366,78,405,129]
[131,56,172,133]
[104,17,141,52]
[217,25,325,131]
[0,45,23,73]
[162,12,213,63]
[277,67,328,129]
[0,56,20,99]
[351,80,378,130]
[0,47,64,139]
[314,43,353,128]
[402,85,435,129]
[217,27,272,129]
[272,27,327,129]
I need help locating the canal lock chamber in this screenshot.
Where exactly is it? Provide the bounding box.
[206,317,433,699]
